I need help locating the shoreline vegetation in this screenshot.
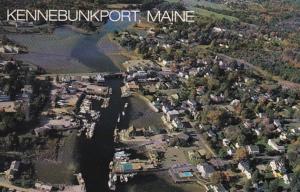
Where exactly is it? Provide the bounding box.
[34,131,79,184]
[63,24,97,35]
[105,18,156,69]
[107,33,142,65]
[105,3,140,9]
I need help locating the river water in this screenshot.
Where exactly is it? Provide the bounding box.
[5,15,203,192]
[78,79,129,192]
[7,15,131,73]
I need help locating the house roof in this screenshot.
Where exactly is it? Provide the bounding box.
[199,163,215,173]
[177,133,190,141]
[167,110,179,116]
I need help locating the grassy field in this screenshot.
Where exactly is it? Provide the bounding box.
[183,0,231,10]
[166,0,229,10]
[166,0,238,21]
[193,7,238,22]
[105,3,140,9]
[34,132,79,184]
[107,33,143,57]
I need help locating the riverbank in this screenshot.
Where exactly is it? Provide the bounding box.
[63,25,96,35]
[78,79,126,192]
[106,33,143,69]
[119,171,206,192]
[34,131,79,184]
[126,94,163,129]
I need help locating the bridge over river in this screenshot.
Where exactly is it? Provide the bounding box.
[39,72,126,79]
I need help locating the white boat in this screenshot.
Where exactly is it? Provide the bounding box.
[76,173,85,185]
[77,130,83,136]
[86,123,96,139]
[129,173,137,178]
[113,174,117,182]
[124,175,128,182]
[117,114,120,123]
[108,180,116,191]
[96,74,105,83]
[124,102,128,108]
[120,175,124,183]
[122,111,125,116]
[92,112,101,120]
[114,128,118,136]
[109,161,113,169]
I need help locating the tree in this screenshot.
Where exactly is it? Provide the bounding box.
[0,115,16,133]
[218,148,228,159]
[243,179,252,192]
[252,170,259,183]
[234,147,248,161]
[287,151,298,168]
[291,171,300,192]
[0,121,7,133]
[269,179,280,192]
[241,107,256,119]
[55,75,59,83]
[262,182,269,192]
[206,77,220,91]
[210,171,223,185]
[237,134,246,146]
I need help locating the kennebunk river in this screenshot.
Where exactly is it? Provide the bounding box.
[7,14,202,192]
[79,78,128,192]
[7,14,133,192]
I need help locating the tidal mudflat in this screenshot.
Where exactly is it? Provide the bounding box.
[7,14,134,74]
[8,27,125,73]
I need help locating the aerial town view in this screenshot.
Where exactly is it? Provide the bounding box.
[0,0,300,192]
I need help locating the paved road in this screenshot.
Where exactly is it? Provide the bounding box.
[0,177,39,192]
[190,124,217,157]
[197,133,217,157]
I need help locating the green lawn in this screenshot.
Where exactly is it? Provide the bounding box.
[165,0,238,21]
[194,7,239,22]
[187,0,231,10]
[166,0,230,10]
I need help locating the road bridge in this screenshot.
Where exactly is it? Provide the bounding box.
[39,72,126,79]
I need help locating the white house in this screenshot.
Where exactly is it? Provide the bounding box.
[0,46,5,53]
[283,174,290,185]
[162,103,170,114]
[171,117,183,130]
[238,162,252,179]
[270,160,286,173]
[166,110,179,122]
[273,119,282,128]
[222,138,230,147]
[268,139,285,152]
[5,161,20,180]
[197,163,215,179]
[246,145,260,155]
